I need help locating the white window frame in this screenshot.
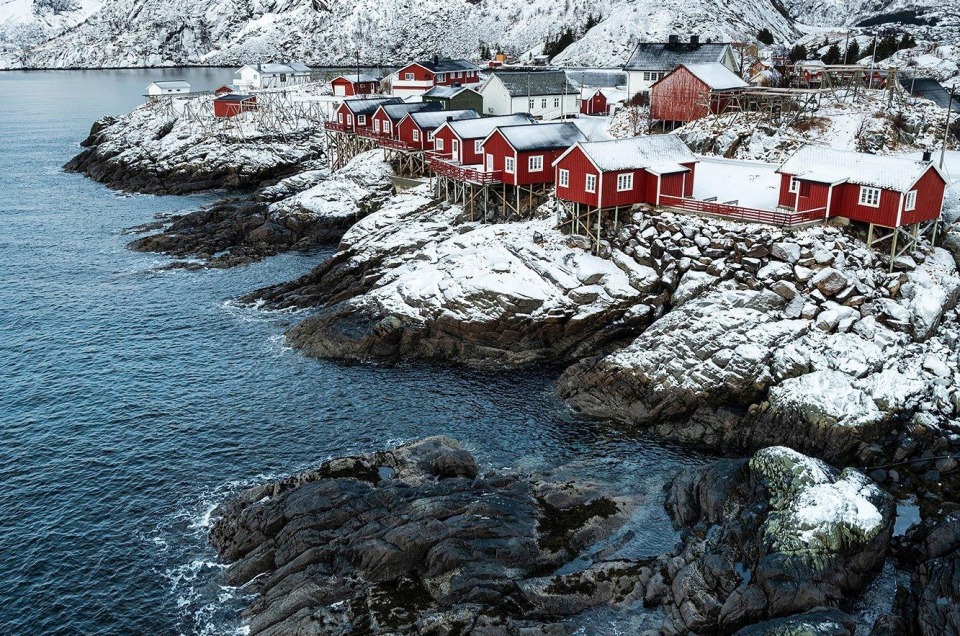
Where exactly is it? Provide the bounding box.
[559,169,569,187]
[412,129,420,142]
[617,173,634,192]
[474,140,483,154]
[505,156,515,174]
[788,176,799,193]
[859,186,881,207]
[374,119,380,133]
[338,112,344,123]
[347,113,353,125]
[541,98,547,109]
[585,174,597,193]
[528,155,543,172]
[905,190,917,211]
[404,72,414,80]
[357,114,366,126]
[384,121,391,134]
[452,139,460,156]
[427,130,435,142]
[528,99,535,110]
[554,97,560,108]
[435,137,443,150]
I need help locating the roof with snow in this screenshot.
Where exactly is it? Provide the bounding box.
[899,77,954,109]
[442,114,536,140]
[343,97,403,115]
[680,63,748,90]
[407,109,479,129]
[490,71,579,97]
[580,87,628,102]
[565,69,627,89]
[149,80,191,89]
[380,101,441,121]
[423,85,481,99]
[624,41,732,72]
[778,146,945,192]
[214,94,256,102]
[334,73,378,84]
[411,58,480,73]
[557,135,697,172]
[492,122,588,152]
[255,62,312,74]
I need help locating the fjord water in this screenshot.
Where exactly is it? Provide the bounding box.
[0,69,703,635]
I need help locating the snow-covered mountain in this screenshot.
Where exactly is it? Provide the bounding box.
[0,0,955,69]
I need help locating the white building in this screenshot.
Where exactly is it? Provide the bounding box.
[146,80,191,97]
[234,63,313,91]
[479,71,579,120]
[623,36,737,98]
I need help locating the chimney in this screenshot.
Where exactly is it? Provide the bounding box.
[690,35,700,46]
[447,115,454,121]
[922,150,932,162]
[668,34,679,47]
[433,53,440,65]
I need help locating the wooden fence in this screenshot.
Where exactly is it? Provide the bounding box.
[427,154,502,184]
[659,195,827,227]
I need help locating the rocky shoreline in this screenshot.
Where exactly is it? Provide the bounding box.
[70,104,960,633]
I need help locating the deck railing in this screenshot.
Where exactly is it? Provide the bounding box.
[324,121,353,132]
[660,195,827,227]
[427,153,502,184]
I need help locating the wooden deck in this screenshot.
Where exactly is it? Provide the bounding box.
[660,195,826,227]
[427,154,502,184]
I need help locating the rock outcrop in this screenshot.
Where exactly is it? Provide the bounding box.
[649,446,895,634]
[209,437,641,635]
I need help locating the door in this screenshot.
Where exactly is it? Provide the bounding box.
[485,154,493,172]
[452,139,459,161]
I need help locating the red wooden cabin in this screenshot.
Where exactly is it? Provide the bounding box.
[396,109,478,150]
[330,97,402,132]
[650,63,747,123]
[213,94,257,118]
[213,84,236,95]
[331,73,380,97]
[432,114,536,165]
[480,123,588,187]
[392,57,482,97]
[777,146,947,228]
[553,135,697,208]
[580,89,609,115]
[370,102,440,138]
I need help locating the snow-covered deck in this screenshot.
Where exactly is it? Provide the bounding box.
[693,156,781,209]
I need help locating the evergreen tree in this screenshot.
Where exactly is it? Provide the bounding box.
[899,33,916,49]
[822,43,842,64]
[844,39,861,63]
[788,44,808,63]
[757,28,774,45]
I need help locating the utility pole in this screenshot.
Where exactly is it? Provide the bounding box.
[867,33,878,90]
[941,87,955,170]
[356,48,363,99]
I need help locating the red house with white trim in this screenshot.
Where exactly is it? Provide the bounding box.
[432,114,536,165]
[553,135,697,208]
[331,73,380,97]
[392,57,482,98]
[579,88,627,115]
[213,94,257,118]
[777,146,947,228]
[396,109,478,150]
[480,123,588,187]
[650,63,747,123]
[369,102,440,138]
[330,97,402,132]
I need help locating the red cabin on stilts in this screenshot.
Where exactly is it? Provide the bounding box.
[213,94,257,118]
[480,123,588,187]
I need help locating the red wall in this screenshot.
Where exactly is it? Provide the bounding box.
[396,63,435,83]
[481,131,518,184]
[555,150,697,208]
[371,109,397,137]
[651,68,710,122]
[397,63,480,88]
[554,146,600,207]
[435,70,480,86]
[333,79,378,96]
[397,118,433,150]
[332,78,356,96]
[213,98,256,118]
[482,132,564,185]
[335,103,352,128]
[581,92,608,115]
[432,126,458,160]
[903,167,947,224]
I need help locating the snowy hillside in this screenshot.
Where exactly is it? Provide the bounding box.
[0,0,100,61]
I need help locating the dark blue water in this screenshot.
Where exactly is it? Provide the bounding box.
[0,69,705,635]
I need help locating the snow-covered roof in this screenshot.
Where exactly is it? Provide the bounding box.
[492,122,588,152]
[149,80,190,89]
[778,146,945,193]
[423,85,480,99]
[442,114,536,140]
[490,71,578,97]
[681,63,748,91]
[411,58,480,73]
[343,96,403,115]
[624,41,732,72]
[580,87,628,103]
[407,109,479,129]
[335,73,377,84]
[899,77,954,109]
[380,101,441,121]
[555,134,697,172]
[565,69,627,89]
[214,94,256,102]
[250,62,312,75]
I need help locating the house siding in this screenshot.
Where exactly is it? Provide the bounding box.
[650,68,711,122]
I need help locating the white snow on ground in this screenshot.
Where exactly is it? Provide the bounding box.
[692,157,781,209]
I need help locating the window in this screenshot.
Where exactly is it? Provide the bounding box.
[347,113,353,125]
[427,131,435,142]
[505,157,515,173]
[643,72,652,81]
[404,72,414,80]
[412,129,420,142]
[559,169,569,187]
[384,121,391,134]
[788,176,799,193]
[338,112,343,123]
[585,174,597,193]
[357,115,366,126]
[541,98,547,109]
[617,173,634,191]
[529,99,535,110]
[554,97,560,108]
[528,155,543,171]
[475,140,483,154]
[374,119,380,133]
[437,73,445,82]
[435,137,443,150]
[859,186,880,207]
[905,190,917,211]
